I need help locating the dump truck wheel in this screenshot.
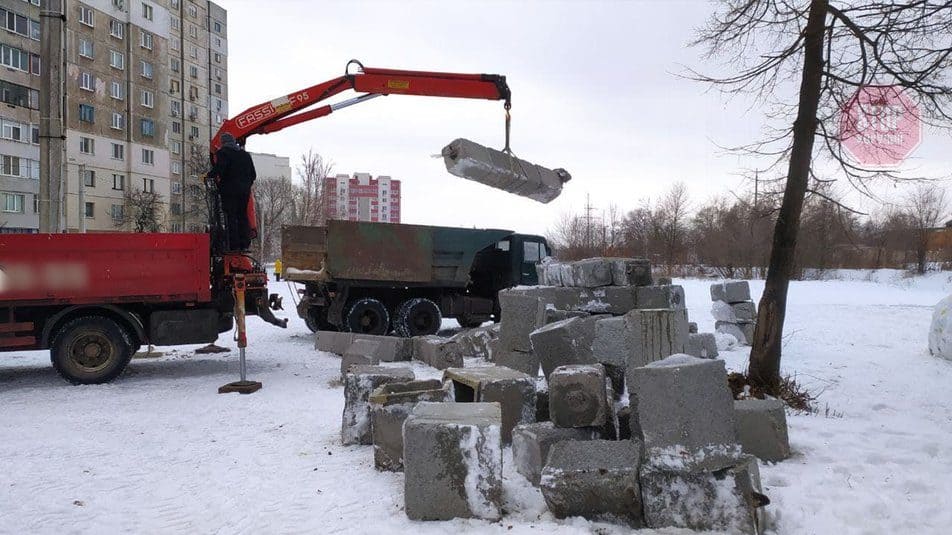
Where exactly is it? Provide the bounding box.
[305,307,337,333]
[345,298,390,335]
[50,316,134,385]
[455,314,485,329]
[395,298,442,337]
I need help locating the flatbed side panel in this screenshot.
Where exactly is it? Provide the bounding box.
[0,233,211,304]
[281,225,328,276]
[326,220,433,282]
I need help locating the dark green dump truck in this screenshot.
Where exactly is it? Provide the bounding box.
[281,220,551,336]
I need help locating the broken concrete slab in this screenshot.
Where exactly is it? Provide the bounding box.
[711,281,752,304]
[610,258,652,287]
[734,399,791,462]
[563,258,614,288]
[636,285,686,310]
[340,339,381,375]
[412,336,464,370]
[444,366,536,443]
[641,454,765,534]
[686,332,719,359]
[369,379,450,471]
[341,365,415,446]
[530,315,600,379]
[512,422,598,486]
[549,364,610,428]
[451,325,498,360]
[354,333,413,362]
[314,330,355,355]
[403,402,503,520]
[498,291,546,353]
[540,439,644,527]
[629,354,739,461]
[716,321,755,346]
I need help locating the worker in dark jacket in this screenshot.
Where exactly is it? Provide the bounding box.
[207,132,256,251]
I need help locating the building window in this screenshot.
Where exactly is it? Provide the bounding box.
[78,103,95,123]
[214,67,222,80]
[170,202,181,215]
[1,192,24,213]
[142,2,153,21]
[188,24,197,38]
[170,38,179,52]
[29,54,39,75]
[170,16,179,31]
[1,155,20,176]
[110,81,124,100]
[83,169,95,187]
[172,161,181,175]
[1,44,29,71]
[170,80,180,95]
[111,143,124,160]
[111,112,125,130]
[0,80,38,109]
[84,202,94,218]
[190,45,197,59]
[1,120,23,141]
[171,140,181,154]
[111,204,123,220]
[140,30,153,50]
[170,100,181,116]
[214,83,221,95]
[214,37,222,48]
[1,9,41,40]
[140,60,153,79]
[31,124,38,144]
[79,39,94,58]
[171,121,181,134]
[171,181,182,194]
[141,89,154,108]
[140,118,154,137]
[189,125,199,139]
[113,173,125,190]
[79,137,94,154]
[171,0,180,8]
[170,57,180,73]
[188,4,197,18]
[214,52,222,64]
[142,177,154,192]
[109,50,124,70]
[141,149,154,165]
[80,72,93,91]
[109,19,124,39]
[189,65,198,78]
[79,6,94,27]
[214,21,222,33]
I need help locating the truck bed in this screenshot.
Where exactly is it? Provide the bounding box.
[0,233,211,306]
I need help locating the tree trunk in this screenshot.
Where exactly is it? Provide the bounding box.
[748,0,828,391]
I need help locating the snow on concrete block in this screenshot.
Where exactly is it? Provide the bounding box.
[564,258,614,288]
[640,454,765,534]
[734,399,790,462]
[444,366,537,444]
[629,354,739,460]
[314,330,355,354]
[540,439,644,527]
[686,332,719,359]
[403,402,503,520]
[543,261,564,286]
[341,365,415,446]
[512,422,598,486]
[548,364,610,428]
[610,258,653,287]
[636,285,686,310]
[354,334,413,362]
[928,294,952,361]
[712,300,757,324]
[498,290,546,352]
[411,336,464,370]
[716,321,755,346]
[369,379,450,471]
[710,281,752,304]
[530,315,600,379]
[451,325,498,360]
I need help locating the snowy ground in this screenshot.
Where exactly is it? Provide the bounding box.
[2,270,951,534]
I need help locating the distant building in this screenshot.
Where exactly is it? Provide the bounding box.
[249,152,291,181]
[325,173,401,223]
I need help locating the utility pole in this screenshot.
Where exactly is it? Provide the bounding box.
[583,193,595,253]
[78,164,86,232]
[39,0,66,232]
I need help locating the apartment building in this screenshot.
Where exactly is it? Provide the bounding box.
[250,152,290,182]
[0,0,227,234]
[325,173,401,224]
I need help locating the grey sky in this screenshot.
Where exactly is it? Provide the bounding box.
[225,0,951,235]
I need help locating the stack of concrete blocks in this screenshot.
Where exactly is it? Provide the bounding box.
[711,281,758,346]
[341,365,415,446]
[411,335,464,370]
[734,398,791,462]
[630,354,767,533]
[450,324,500,360]
[403,402,504,521]
[369,379,451,471]
[443,366,536,443]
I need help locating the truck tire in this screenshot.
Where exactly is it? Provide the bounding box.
[304,307,337,333]
[50,316,135,385]
[345,298,390,335]
[394,298,442,337]
[455,314,485,329]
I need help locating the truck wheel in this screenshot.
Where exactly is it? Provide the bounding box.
[304,307,337,333]
[456,314,485,329]
[395,298,442,337]
[345,298,390,335]
[50,316,135,385]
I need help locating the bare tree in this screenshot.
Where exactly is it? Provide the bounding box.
[115,189,165,232]
[657,182,691,270]
[694,1,952,391]
[185,143,212,228]
[295,149,333,226]
[255,175,295,260]
[906,183,949,274]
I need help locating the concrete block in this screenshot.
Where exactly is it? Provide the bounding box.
[512,422,597,486]
[354,333,413,362]
[444,366,536,443]
[629,355,739,461]
[543,261,564,286]
[549,364,610,428]
[403,402,503,520]
[616,405,632,440]
[530,316,600,379]
[623,308,689,383]
[656,276,673,286]
[689,321,698,334]
[507,285,639,316]
[686,332,719,359]
[711,281,752,303]
[314,330,355,354]
[610,258,652,287]
[498,291,545,352]
[451,325,498,360]
[412,336,464,370]
[641,454,765,534]
[716,321,755,346]
[564,258,613,288]
[636,284,686,310]
[340,339,381,375]
[489,346,539,377]
[734,399,790,462]
[592,316,633,369]
[732,301,757,322]
[544,308,590,325]
[540,439,644,527]
[341,365,415,446]
[369,379,450,471]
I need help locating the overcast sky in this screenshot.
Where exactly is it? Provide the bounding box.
[224,0,951,236]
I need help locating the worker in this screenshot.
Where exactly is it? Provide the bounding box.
[207,132,256,251]
[274,258,283,281]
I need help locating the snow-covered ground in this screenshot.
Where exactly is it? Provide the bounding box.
[2,270,951,534]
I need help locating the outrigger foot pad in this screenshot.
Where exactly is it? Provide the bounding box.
[218,380,263,394]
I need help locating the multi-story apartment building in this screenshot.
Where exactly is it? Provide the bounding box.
[249,152,290,182]
[325,173,401,224]
[0,0,227,234]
